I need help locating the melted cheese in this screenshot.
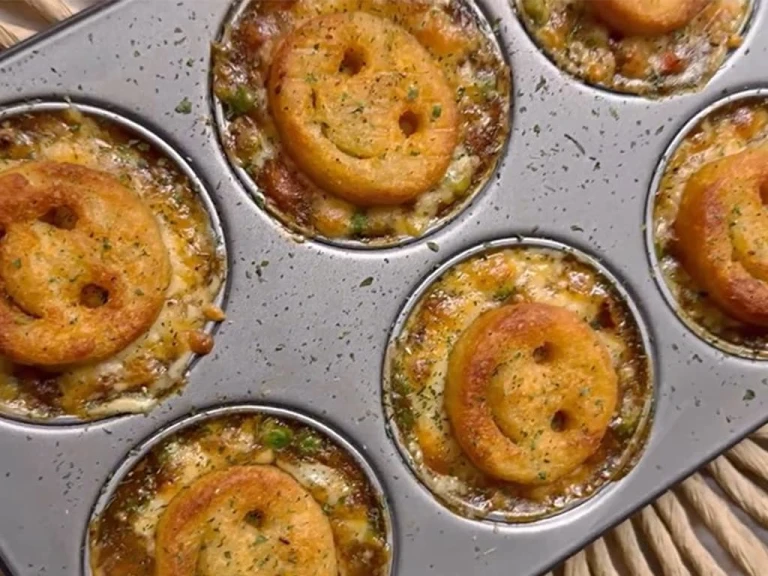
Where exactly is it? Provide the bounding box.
[93,415,391,576]
[215,0,510,244]
[654,99,768,355]
[277,459,352,506]
[0,110,223,419]
[387,246,651,521]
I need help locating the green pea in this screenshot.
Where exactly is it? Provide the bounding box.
[298,432,322,454]
[262,426,293,450]
[613,412,639,439]
[523,0,550,25]
[223,85,256,118]
[350,211,367,236]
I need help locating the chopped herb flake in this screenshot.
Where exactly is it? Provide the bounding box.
[175,97,193,115]
[223,86,255,118]
[351,212,367,236]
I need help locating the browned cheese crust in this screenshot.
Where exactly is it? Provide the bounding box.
[0,110,224,419]
[653,99,768,355]
[387,247,652,521]
[0,162,170,366]
[89,414,391,576]
[213,0,510,244]
[518,0,748,95]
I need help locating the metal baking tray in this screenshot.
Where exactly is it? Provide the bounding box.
[0,0,767,574]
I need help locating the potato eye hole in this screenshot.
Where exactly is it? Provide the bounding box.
[244,509,264,527]
[80,284,109,309]
[339,46,366,76]
[532,341,555,363]
[550,410,569,432]
[40,206,78,230]
[398,110,420,137]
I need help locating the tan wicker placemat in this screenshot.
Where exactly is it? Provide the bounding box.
[2,1,767,574]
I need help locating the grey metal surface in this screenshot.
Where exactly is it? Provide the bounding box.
[0,1,766,575]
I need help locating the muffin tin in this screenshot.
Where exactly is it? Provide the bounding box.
[1,0,768,575]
